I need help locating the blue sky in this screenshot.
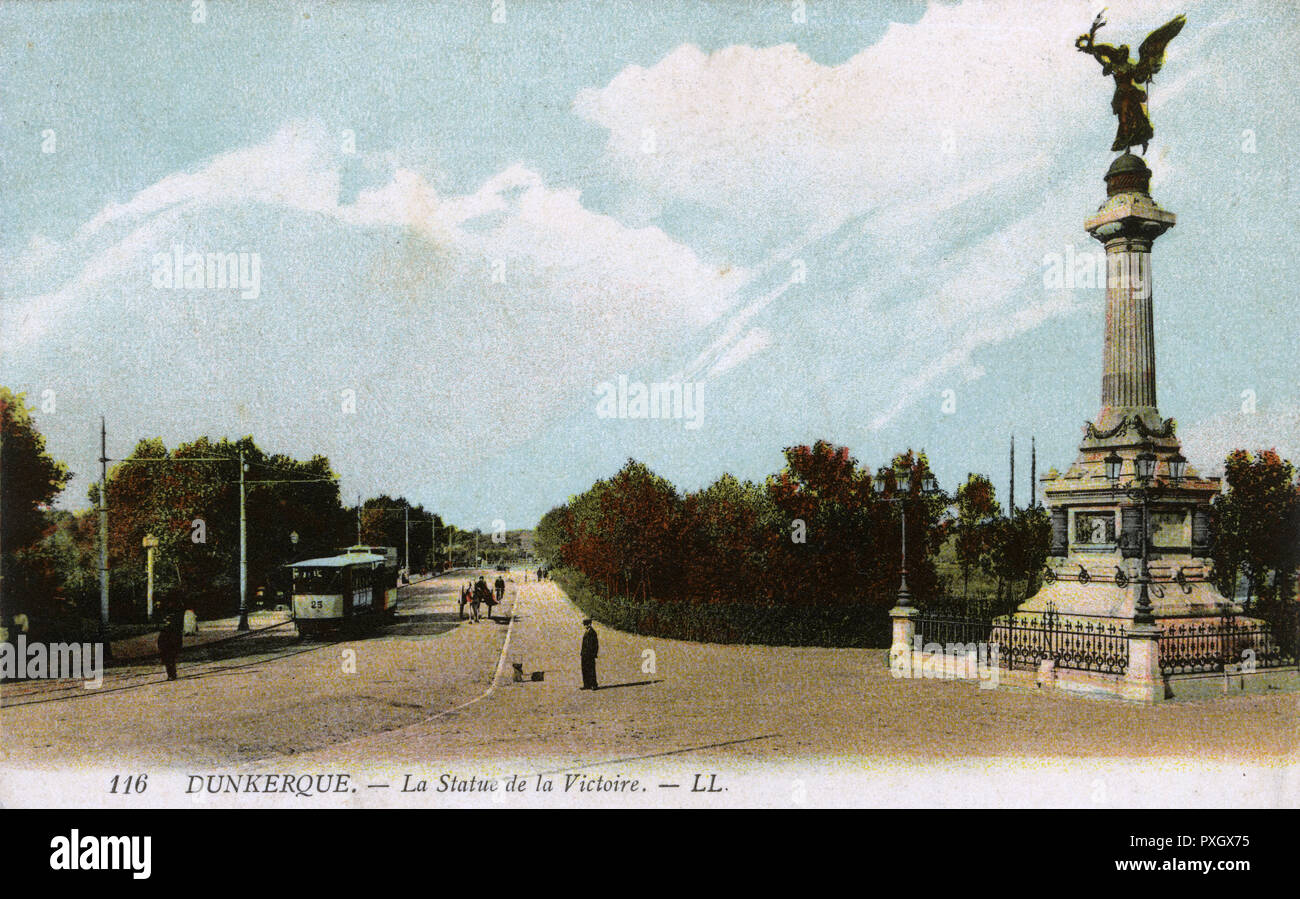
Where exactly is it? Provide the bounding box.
[2,0,1297,532]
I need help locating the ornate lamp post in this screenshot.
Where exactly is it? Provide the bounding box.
[875,468,940,609]
[1104,445,1186,625]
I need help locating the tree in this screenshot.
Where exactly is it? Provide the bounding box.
[681,473,780,604]
[767,440,877,605]
[103,435,347,618]
[953,474,1002,598]
[0,388,71,623]
[984,505,1051,604]
[1212,449,1299,606]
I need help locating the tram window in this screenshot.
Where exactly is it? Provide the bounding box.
[294,568,341,594]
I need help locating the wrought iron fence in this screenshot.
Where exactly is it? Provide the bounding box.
[913,598,1300,682]
[1160,610,1299,675]
[915,600,1128,675]
[991,609,1129,674]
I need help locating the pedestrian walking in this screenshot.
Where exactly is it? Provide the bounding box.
[494,575,505,604]
[157,591,185,681]
[580,618,599,690]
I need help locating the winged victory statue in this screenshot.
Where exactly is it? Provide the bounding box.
[1075,11,1186,154]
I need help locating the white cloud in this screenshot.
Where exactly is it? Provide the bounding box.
[1179,407,1300,475]
[3,122,751,511]
[710,327,772,376]
[575,0,1207,430]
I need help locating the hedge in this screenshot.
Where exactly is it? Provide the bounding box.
[553,568,892,648]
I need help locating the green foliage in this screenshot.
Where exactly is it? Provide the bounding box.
[952,473,1001,597]
[1,389,71,622]
[541,443,951,645]
[1212,449,1300,605]
[556,568,891,648]
[358,496,442,571]
[982,505,1051,603]
[102,436,348,617]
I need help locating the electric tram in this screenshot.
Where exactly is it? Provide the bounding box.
[288,545,399,636]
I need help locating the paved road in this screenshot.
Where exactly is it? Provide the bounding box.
[3,574,1297,806]
[0,570,517,770]
[256,579,1300,773]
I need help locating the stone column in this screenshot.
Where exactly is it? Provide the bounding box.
[1085,153,1175,433]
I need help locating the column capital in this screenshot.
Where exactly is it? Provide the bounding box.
[1085,193,1176,243]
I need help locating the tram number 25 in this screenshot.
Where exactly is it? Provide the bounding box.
[310,599,324,610]
[109,774,148,794]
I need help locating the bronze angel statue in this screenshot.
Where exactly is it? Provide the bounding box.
[1076,11,1186,154]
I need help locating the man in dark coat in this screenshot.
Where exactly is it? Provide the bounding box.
[157,591,185,680]
[494,575,506,604]
[580,618,598,690]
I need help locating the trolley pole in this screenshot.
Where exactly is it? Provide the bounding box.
[238,449,249,631]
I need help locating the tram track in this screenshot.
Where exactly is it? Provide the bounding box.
[0,579,447,711]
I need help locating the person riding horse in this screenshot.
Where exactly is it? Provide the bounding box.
[473,576,494,621]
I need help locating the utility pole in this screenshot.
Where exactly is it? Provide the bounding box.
[99,418,110,640]
[404,505,410,573]
[1009,434,1016,514]
[238,449,248,631]
[0,407,4,626]
[0,407,5,626]
[356,493,362,544]
[1031,436,1037,508]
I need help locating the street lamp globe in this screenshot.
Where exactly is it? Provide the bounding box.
[874,476,887,496]
[922,474,938,494]
[1135,449,1157,482]
[1104,451,1123,485]
[1167,452,1187,483]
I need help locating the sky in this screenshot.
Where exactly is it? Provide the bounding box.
[2,0,1298,533]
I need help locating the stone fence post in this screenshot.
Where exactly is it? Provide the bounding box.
[889,606,918,676]
[1122,622,1164,703]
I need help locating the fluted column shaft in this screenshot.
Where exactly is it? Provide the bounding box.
[1101,236,1156,411]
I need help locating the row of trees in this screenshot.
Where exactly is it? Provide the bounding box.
[536,441,1050,612]
[0,387,456,628]
[536,442,1300,617]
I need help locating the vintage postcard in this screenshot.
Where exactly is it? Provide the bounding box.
[1,0,1297,857]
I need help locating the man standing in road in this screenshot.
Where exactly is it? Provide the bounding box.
[157,590,185,680]
[580,618,599,690]
[494,574,506,605]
